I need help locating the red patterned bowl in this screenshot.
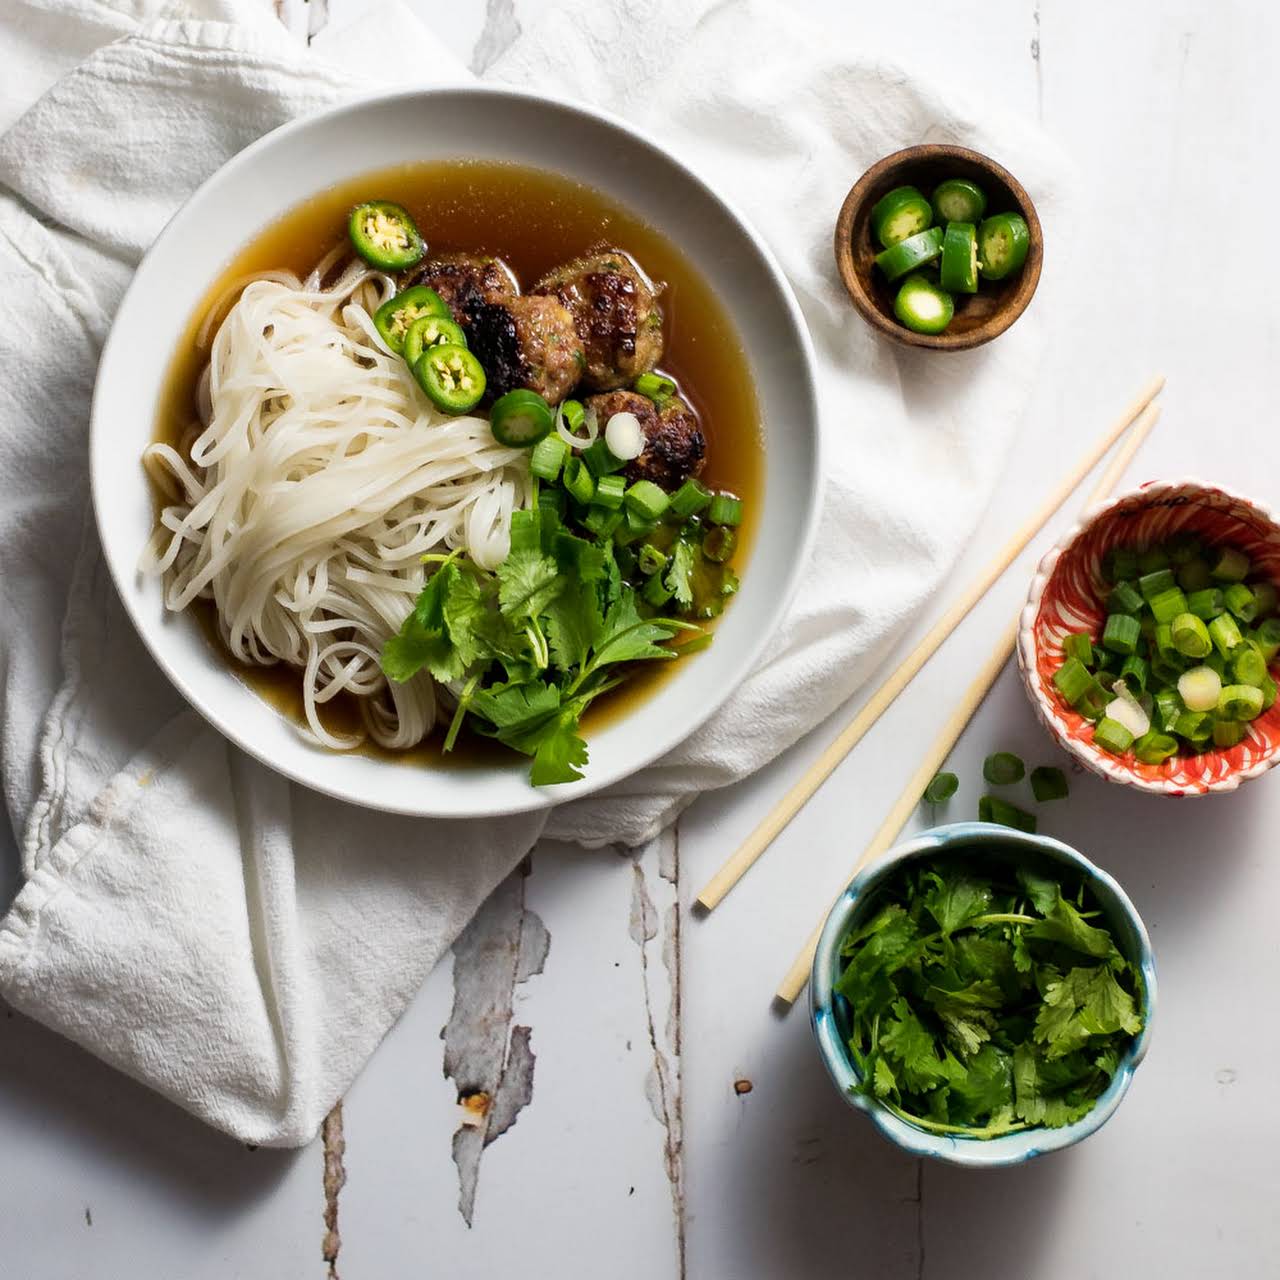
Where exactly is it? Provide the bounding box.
[1018,479,1280,796]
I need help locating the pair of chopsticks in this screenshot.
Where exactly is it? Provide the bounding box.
[689,374,1165,1007]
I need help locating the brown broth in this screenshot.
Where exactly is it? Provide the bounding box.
[155,160,763,766]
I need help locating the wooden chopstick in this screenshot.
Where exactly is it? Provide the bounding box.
[773,400,1161,1008]
[694,375,1165,913]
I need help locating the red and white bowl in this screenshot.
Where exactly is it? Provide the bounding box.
[1018,479,1280,796]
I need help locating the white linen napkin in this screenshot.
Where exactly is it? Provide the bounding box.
[0,0,1069,1145]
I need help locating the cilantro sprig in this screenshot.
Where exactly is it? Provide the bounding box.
[381,505,700,786]
[836,855,1144,1139]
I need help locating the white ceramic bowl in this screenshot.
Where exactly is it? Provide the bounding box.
[91,87,821,818]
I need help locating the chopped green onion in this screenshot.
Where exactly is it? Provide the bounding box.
[1054,657,1094,703]
[1232,642,1268,688]
[561,399,585,432]
[1107,581,1144,615]
[1178,665,1222,712]
[701,526,737,564]
[538,487,566,520]
[1173,709,1211,743]
[624,479,669,522]
[1153,622,1179,663]
[1261,675,1278,712]
[529,434,568,481]
[1165,532,1203,565]
[670,478,713,518]
[1177,557,1213,593]
[1219,683,1264,721]
[1212,720,1246,749]
[923,772,959,804]
[1208,612,1244,658]
[707,493,743,527]
[1118,653,1149,691]
[633,371,678,401]
[1062,632,1094,666]
[1211,547,1250,582]
[1223,582,1258,623]
[1148,586,1189,624]
[1187,588,1224,620]
[1103,547,1139,582]
[1102,613,1141,655]
[1170,612,1212,660]
[1029,766,1069,802]
[1133,731,1179,764]
[594,473,626,510]
[978,795,1037,833]
[1154,687,1183,732]
[1255,618,1280,662]
[1205,650,1227,678]
[642,572,674,607]
[1093,716,1135,755]
[1250,581,1278,618]
[983,752,1025,785]
[563,456,595,505]
[638,543,668,576]
[581,438,627,477]
[1138,568,1177,601]
[1137,546,1170,574]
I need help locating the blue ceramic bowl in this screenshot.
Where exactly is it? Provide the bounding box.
[810,822,1157,1168]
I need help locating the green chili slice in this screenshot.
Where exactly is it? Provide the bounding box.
[893,272,954,335]
[976,212,1030,281]
[931,178,988,225]
[403,315,467,367]
[348,201,425,271]
[413,344,486,414]
[874,227,944,282]
[375,286,450,354]
[489,389,554,447]
[870,185,934,249]
[939,221,979,294]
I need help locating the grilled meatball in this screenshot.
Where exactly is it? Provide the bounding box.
[467,296,585,404]
[410,253,519,326]
[586,390,706,490]
[532,250,663,391]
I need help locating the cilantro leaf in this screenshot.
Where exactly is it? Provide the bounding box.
[441,568,493,670]
[382,561,465,683]
[1027,898,1116,960]
[497,545,563,621]
[878,998,950,1093]
[591,589,680,668]
[920,871,992,934]
[527,711,589,786]
[947,1045,1013,1124]
[470,679,561,730]
[1016,866,1060,915]
[1033,965,1143,1059]
[544,578,603,673]
[664,536,696,609]
[834,905,919,1000]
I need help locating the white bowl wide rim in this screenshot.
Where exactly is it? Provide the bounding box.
[91,86,823,819]
[1017,477,1280,797]
[809,821,1157,1169]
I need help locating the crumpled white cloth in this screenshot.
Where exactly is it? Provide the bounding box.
[0,0,1070,1145]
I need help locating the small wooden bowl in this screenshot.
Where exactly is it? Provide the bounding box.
[834,144,1043,351]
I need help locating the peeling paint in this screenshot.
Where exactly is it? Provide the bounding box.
[322,1102,346,1280]
[627,833,686,1276]
[442,861,549,1227]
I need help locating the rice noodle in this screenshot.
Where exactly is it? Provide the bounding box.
[142,263,531,750]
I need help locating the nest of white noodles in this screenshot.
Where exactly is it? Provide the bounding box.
[141,251,531,750]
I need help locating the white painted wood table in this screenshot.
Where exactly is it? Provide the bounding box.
[4,1,1279,1275]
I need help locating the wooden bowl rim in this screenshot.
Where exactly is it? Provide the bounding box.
[833,143,1043,352]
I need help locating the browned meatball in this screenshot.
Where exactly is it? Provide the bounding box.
[532,250,663,391]
[410,253,518,326]
[585,390,706,490]
[466,296,585,404]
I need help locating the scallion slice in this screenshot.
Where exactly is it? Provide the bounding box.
[1219,683,1264,721]
[982,752,1025,785]
[1178,665,1222,712]
[1170,612,1212,659]
[978,795,1037,833]
[594,473,627,510]
[625,479,670,522]
[1138,568,1177,601]
[1137,546,1170,574]
[1062,632,1094,666]
[1119,653,1149,692]
[670,478,713,518]
[1251,581,1278,618]
[1211,547,1250,582]
[1208,612,1244,658]
[701,526,737,564]
[1173,709,1211,743]
[1187,588,1224,620]
[1232,643,1267,688]
[1154,687,1183,732]
[1256,618,1280,662]
[1133,731,1179,764]
[1223,582,1258,623]
[1212,720,1246,749]
[1029,766,1069,802]
[1177,558,1213,593]
[1103,547,1139,582]
[707,493,743,527]
[1093,716,1135,755]
[563,456,595,505]
[529,434,568,482]
[1107,581,1144,615]
[1148,586,1190,624]
[1102,613,1141,655]
[924,772,959,804]
[637,543,668,576]
[633,371,677,401]
[642,572,674,607]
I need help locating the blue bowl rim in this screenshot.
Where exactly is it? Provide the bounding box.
[809,821,1157,1168]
